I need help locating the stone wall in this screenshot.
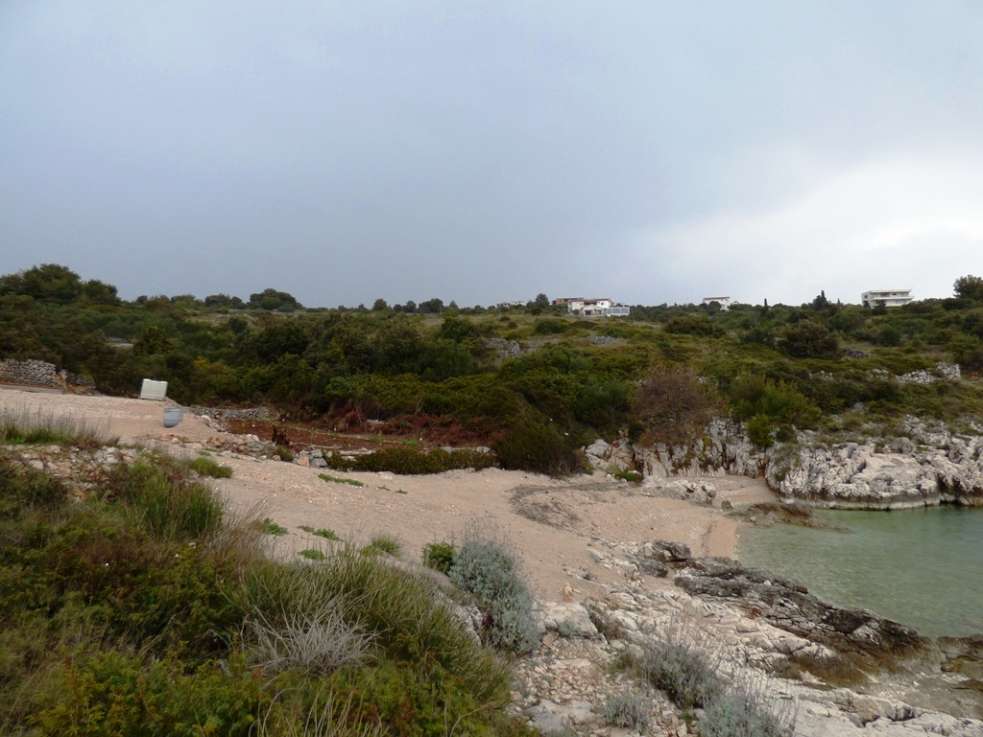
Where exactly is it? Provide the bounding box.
[0,359,60,388]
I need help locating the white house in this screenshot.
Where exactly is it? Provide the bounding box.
[701,296,733,310]
[555,297,630,317]
[861,289,913,309]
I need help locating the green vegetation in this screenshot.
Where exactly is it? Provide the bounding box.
[0,452,528,736]
[325,447,495,475]
[628,629,796,736]
[259,518,288,536]
[448,529,540,653]
[601,690,652,732]
[298,548,328,561]
[422,541,457,575]
[186,454,233,478]
[4,263,983,474]
[300,525,341,541]
[361,534,402,557]
[0,408,112,448]
[318,473,365,487]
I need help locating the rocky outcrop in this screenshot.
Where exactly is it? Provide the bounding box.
[674,557,923,656]
[587,416,983,509]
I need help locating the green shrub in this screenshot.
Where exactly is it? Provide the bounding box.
[699,674,797,737]
[186,455,233,478]
[448,532,540,653]
[745,415,775,449]
[240,553,507,706]
[361,534,401,557]
[259,518,288,536]
[612,468,643,483]
[493,417,577,475]
[300,525,341,541]
[33,651,266,737]
[638,638,721,710]
[422,542,456,575]
[104,459,223,540]
[602,690,651,732]
[318,473,364,487]
[325,447,495,475]
[0,459,68,517]
[274,445,294,462]
[299,548,327,561]
[533,318,570,335]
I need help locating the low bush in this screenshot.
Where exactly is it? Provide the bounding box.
[186,455,233,478]
[274,445,294,462]
[104,458,223,540]
[493,417,578,475]
[32,651,266,737]
[244,598,373,675]
[448,529,540,653]
[638,636,721,710]
[0,458,67,516]
[699,673,797,737]
[325,446,495,475]
[318,473,364,487]
[361,534,401,557]
[601,690,651,732]
[422,541,456,574]
[299,548,327,561]
[259,518,288,536]
[300,525,341,541]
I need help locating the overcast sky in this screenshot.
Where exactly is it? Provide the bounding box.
[3,2,982,307]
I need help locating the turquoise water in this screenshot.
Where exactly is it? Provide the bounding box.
[738,506,983,637]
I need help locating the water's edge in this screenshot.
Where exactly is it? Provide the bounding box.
[737,506,983,637]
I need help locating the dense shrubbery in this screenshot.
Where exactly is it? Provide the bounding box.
[0,453,527,736]
[3,264,983,474]
[325,446,496,474]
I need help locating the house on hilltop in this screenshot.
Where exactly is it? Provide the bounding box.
[861,289,913,309]
[554,297,630,317]
[701,296,733,310]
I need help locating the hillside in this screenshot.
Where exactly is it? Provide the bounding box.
[4,265,983,477]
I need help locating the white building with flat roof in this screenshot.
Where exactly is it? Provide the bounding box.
[701,296,733,310]
[861,289,913,309]
[555,297,630,317]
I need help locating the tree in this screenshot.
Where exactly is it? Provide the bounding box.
[372,298,388,311]
[954,275,983,301]
[81,279,119,305]
[811,290,830,310]
[533,293,550,309]
[632,366,717,444]
[248,288,302,312]
[418,298,444,314]
[0,264,82,303]
[781,321,839,358]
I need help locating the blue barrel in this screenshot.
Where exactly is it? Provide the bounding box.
[163,407,183,428]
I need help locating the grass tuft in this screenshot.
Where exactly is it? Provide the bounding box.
[186,455,233,478]
[318,473,364,487]
[360,534,401,557]
[0,407,114,448]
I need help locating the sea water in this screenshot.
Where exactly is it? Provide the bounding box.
[738,506,983,636]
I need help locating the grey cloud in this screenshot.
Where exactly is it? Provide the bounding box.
[2,1,982,305]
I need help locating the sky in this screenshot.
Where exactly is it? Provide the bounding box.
[2,1,983,307]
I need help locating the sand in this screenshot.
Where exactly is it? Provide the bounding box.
[0,387,775,599]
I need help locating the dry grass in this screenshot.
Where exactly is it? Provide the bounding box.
[0,406,114,448]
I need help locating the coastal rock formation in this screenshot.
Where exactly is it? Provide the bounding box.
[515,537,983,736]
[588,416,983,509]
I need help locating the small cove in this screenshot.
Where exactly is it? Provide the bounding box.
[738,505,983,637]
